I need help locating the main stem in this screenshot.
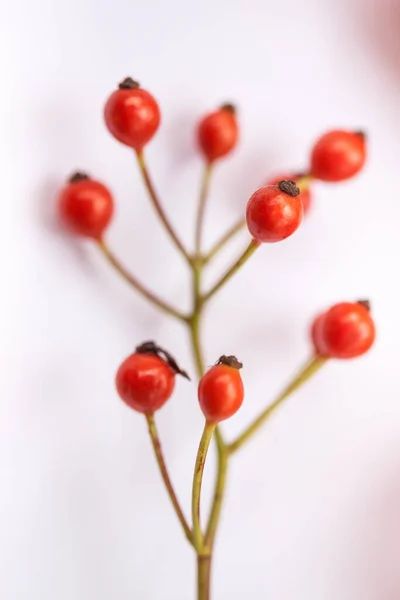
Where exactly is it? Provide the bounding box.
[197,556,212,600]
[190,262,205,375]
[188,260,229,600]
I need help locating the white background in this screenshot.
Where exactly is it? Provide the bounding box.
[1,0,400,598]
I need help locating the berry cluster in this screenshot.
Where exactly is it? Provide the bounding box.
[57,77,374,600]
[58,78,366,245]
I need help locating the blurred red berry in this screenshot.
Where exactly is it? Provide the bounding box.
[312,301,375,359]
[58,173,114,239]
[311,313,330,356]
[310,130,366,181]
[197,103,238,163]
[115,342,188,414]
[268,173,312,214]
[246,181,303,243]
[104,78,161,150]
[198,356,244,423]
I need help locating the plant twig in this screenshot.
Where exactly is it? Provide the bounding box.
[204,439,228,547]
[203,239,260,303]
[192,421,216,550]
[146,414,193,544]
[195,163,213,257]
[228,355,327,453]
[204,217,245,264]
[136,151,192,266]
[97,240,187,321]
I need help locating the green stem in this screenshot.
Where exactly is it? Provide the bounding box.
[297,174,313,192]
[190,263,206,375]
[195,163,213,257]
[189,170,235,598]
[192,422,216,550]
[188,255,229,553]
[146,414,193,544]
[188,275,226,450]
[204,217,245,264]
[136,151,192,266]
[228,355,327,453]
[97,240,187,321]
[204,440,228,546]
[203,239,260,303]
[188,302,228,533]
[197,555,212,600]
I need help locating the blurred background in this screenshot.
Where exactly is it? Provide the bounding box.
[1,0,400,598]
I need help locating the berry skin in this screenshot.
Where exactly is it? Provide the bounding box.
[246,181,303,243]
[198,356,244,423]
[197,104,238,163]
[104,78,161,150]
[268,173,312,214]
[58,173,114,239]
[310,130,366,182]
[312,301,376,359]
[116,352,175,414]
[116,342,189,414]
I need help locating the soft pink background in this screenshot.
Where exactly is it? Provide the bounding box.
[1,0,400,598]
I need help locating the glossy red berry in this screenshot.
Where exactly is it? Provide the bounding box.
[198,356,244,423]
[310,130,366,181]
[116,353,174,414]
[312,301,375,359]
[116,342,189,414]
[197,103,238,163]
[58,173,114,239]
[246,181,303,243]
[268,173,312,214]
[104,78,161,150]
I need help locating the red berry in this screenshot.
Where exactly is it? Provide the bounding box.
[115,342,189,414]
[58,173,114,239]
[246,181,303,243]
[197,103,238,163]
[268,173,312,214]
[116,353,174,414]
[310,130,366,182]
[311,313,330,356]
[104,78,161,150]
[312,301,375,359]
[198,356,244,423]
